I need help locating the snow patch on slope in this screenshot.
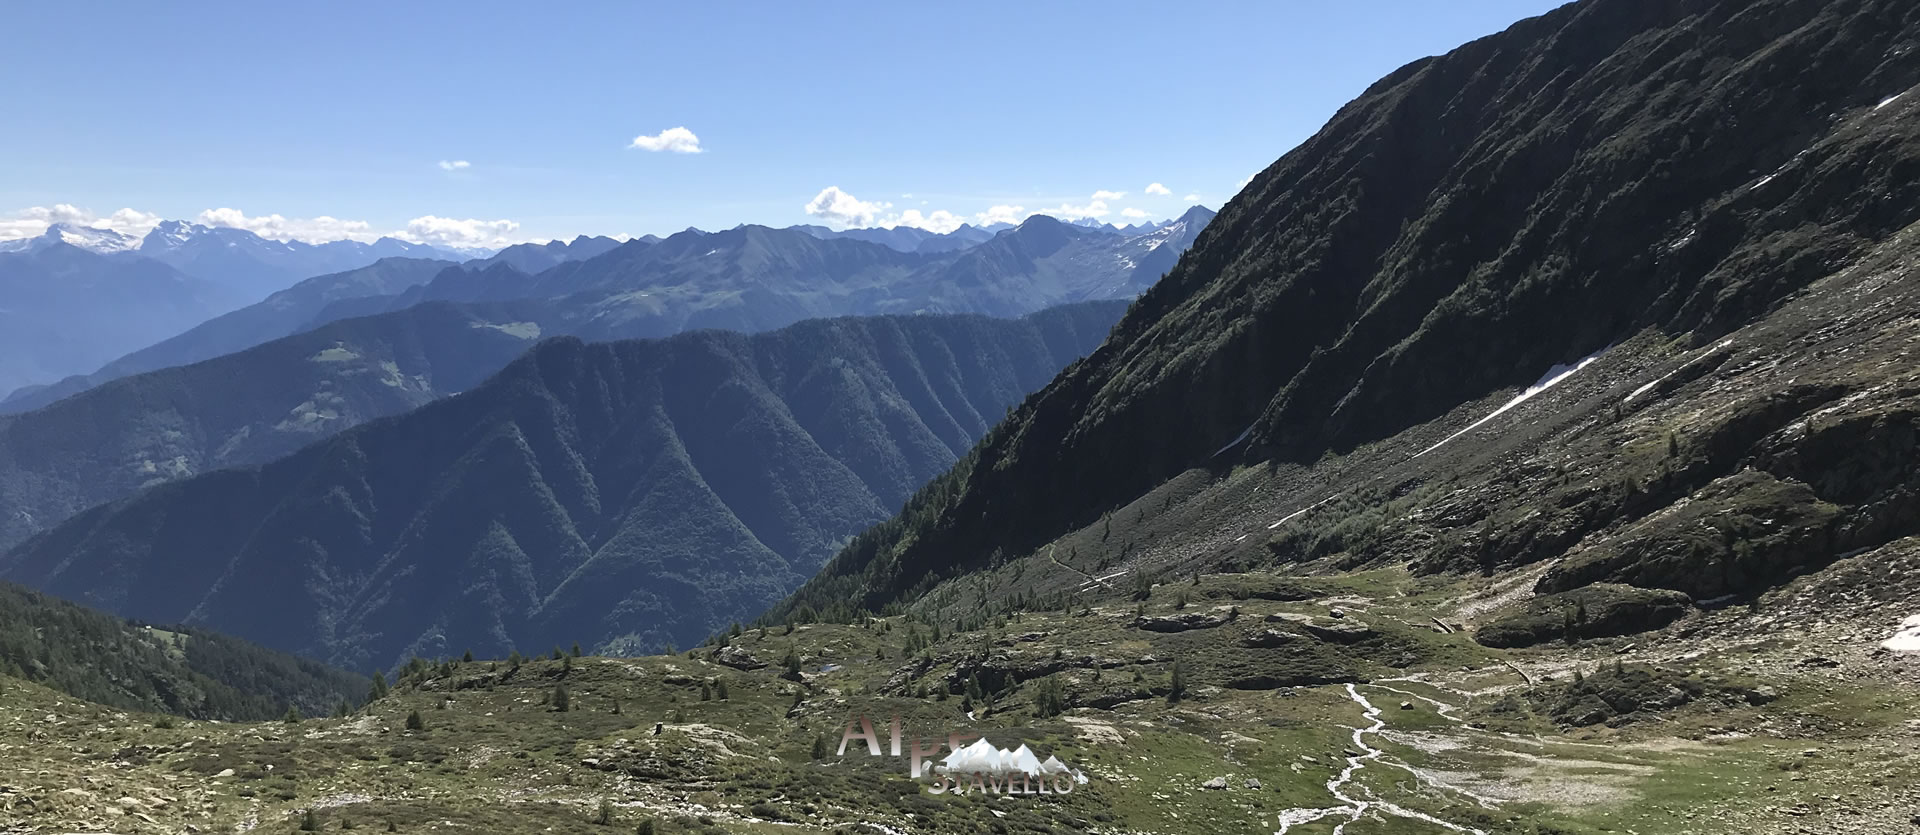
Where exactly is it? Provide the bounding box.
[1414,350,1606,459]
[1884,614,1920,651]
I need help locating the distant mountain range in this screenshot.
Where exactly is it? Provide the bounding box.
[0,257,458,412]
[136,220,470,301]
[0,303,1128,669]
[788,223,999,253]
[0,210,1211,408]
[0,222,472,397]
[0,300,576,551]
[0,209,1212,556]
[0,237,244,402]
[472,234,635,273]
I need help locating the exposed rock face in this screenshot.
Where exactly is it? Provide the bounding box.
[1475,583,1694,648]
[1237,627,1301,648]
[713,647,765,671]
[1133,608,1237,633]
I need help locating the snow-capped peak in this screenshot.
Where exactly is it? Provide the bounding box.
[16,223,144,254]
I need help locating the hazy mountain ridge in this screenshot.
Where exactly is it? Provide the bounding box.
[136,220,469,301]
[0,240,245,401]
[0,303,1127,669]
[0,257,457,414]
[5,212,1212,413]
[0,301,559,550]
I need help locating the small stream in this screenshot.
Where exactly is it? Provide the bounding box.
[1273,684,1488,835]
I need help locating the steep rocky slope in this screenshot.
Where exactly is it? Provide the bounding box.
[780,0,1920,617]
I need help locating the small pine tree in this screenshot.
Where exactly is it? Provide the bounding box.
[572,642,584,658]
[811,733,831,759]
[783,647,802,675]
[386,822,397,833]
[284,706,302,724]
[594,799,613,826]
[367,671,389,704]
[551,647,564,661]
[611,700,622,715]
[553,684,571,713]
[672,708,686,723]
[301,809,320,832]
[404,709,424,732]
[508,649,524,668]
[341,818,356,830]
[461,649,474,663]
[1168,662,1187,705]
[700,681,713,701]
[636,819,657,835]
[715,679,729,701]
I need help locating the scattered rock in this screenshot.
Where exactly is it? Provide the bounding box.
[1302,619,1375,643]
[1244,778,1262,790]
[1237,627,1301,648]
[714,647,766,671]
[1201,776,1228,790]
[1135,608,1235,632]
[1400,701,1415,711]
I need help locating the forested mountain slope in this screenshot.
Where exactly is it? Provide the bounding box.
[1,303,1125,670]
[0,581,363,721]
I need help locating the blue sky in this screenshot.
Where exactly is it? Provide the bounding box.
[0,1,1566,248]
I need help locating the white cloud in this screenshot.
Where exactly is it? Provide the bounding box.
[401,215,522,250]
[1144,182,1171,196]
[197,208,380,243]
[1183,193,1201,202]
[973,204,1026,227]
[883,209,966,234]
[438,159,471,171]
[1030,195,1112,221]
[0,204,164,241]
[1090,189,1126,201]
[803,186,891,228]
[629,126,703,153]
[1120,207,1148,219]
